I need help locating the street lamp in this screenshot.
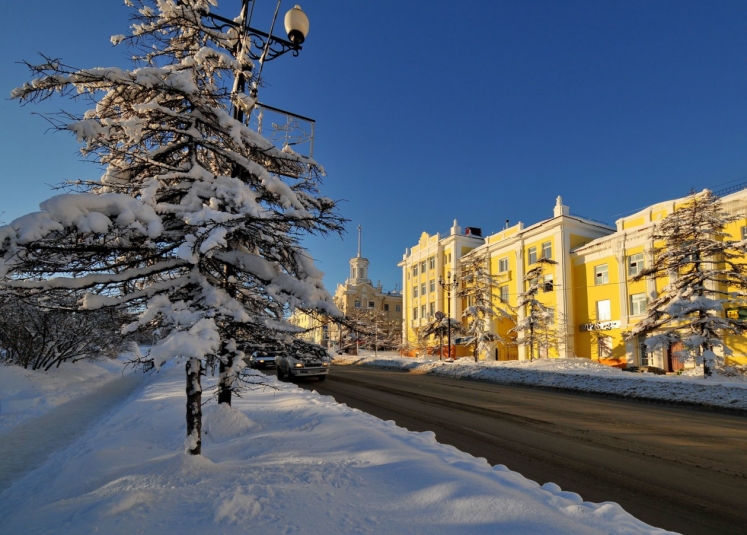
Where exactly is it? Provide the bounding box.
[200,1,310,118]
[438,273,459,361]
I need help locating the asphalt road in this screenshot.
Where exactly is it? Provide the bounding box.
[278,365,747,535]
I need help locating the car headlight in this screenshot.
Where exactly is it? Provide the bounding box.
[294,362,304,368]
[322,362,330,367]
[258,360,265,363]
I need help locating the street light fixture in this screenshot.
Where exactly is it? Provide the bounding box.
[200,2,310,62]
[438,273,460,361]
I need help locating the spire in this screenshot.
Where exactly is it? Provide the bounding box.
[357,224,362,257]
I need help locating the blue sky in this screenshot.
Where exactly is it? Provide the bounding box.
[2,1,747,294]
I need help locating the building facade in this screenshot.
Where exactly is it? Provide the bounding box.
[400,192,747,369]
[290,227,402,350]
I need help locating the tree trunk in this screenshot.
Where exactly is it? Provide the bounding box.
[218,346,234,406]
[186,357,203,455]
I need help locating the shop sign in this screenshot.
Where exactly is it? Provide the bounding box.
[579,321,620,332]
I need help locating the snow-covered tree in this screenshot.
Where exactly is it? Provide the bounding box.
[419,315,463,359]
[510,257,558,361]
[626,190,747,377]
[0,293,129,370]
[0,0,344,455]
[458,249,512,362]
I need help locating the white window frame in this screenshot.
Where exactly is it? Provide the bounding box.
[429,256,435,270]
[413,307,418,320]
[742,226,747,240]
[499,285,509,303]
[354,300,361,309]
[498,257,509,273]
[628,253,644,277]
[368,301,375,309]
[421,261,426,273]
[528,247,537,265]
[542,241,552,260]
[596,299,611,321]
[543,274,553,292]
[630,293,647,316]
[413,266,418,276]
[413,286,418,298]
[421,305,426,319]
[595,264,609,285]
[395,305,401,312]
[429,280,435,293]
[421,283,427,295]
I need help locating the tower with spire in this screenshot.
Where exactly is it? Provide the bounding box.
[348,224,371,285]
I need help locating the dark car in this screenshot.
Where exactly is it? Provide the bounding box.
[247,351,277,369]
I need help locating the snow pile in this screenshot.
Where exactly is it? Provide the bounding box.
[0,358,125,434]
[335,353,747,411]
[0,360,669,534]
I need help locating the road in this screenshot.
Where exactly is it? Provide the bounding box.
[279,365,747,535]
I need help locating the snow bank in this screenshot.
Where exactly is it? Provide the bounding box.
[0,358,126,434]
[0,360,669,534]
[335,353,747,411]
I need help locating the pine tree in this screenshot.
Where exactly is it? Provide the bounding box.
[627,190,747,377]
[457,249,512,362]
[510,257,558,361]
[0,0,344,454]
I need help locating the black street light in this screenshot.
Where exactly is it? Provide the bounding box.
[200,1,310,120]
[438,273,459,361]
[200,2,309,63]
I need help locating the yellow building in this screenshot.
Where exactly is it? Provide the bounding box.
[401,191,747,368]
[572,188,747,369]
[291,226,402,350]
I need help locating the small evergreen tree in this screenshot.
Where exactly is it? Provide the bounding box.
[0,0,344,454]
[458,249,512,361]
[510,257,558,361]
[626,190,747,377]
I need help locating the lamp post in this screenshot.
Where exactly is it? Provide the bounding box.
[438,273,459,360]
[200,1,310,118]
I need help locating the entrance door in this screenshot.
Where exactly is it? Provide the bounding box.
[667,342,685,372]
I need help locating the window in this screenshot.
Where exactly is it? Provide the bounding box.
[413,307,418,320]
[395,305,401,312]
[499,285,509,303]
[598,335,612,359]
[543,274,553,292]
[358,267,364,278]
[368,301,374,309]
[630,293,647,316]
[545,307,555,325]
[628,253,644,277]
[528,247,537,264]
[354,300,361,308]
[595,264,609,285]
[384,304,389,312]
[429,302,435,316]
[596,299,611,321]
[421,261,426,273]
[742,226,747,240]
[429,280,435,293]
[413,286,418,298]
[413,265,418,276]
[498,257,509,273]
[421,283,427,295]
[638,335,652,366]
[421,305,426,319]
[429,257,435,270]
[542,241,552,260]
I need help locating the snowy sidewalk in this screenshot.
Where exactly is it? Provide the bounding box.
[0,372,144,493]
[0,359,670,534]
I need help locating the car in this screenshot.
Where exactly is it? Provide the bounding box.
[247,351,277,369]
[276,352,331,381]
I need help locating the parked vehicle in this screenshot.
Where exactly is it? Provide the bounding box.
[276,352,330,381]
[248,351,276,369]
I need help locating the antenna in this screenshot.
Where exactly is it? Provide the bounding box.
[357,224,362,257]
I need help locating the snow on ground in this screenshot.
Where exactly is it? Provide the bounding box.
[0,357,129,434]
[336,351,747,411]
[0,359,671,534]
